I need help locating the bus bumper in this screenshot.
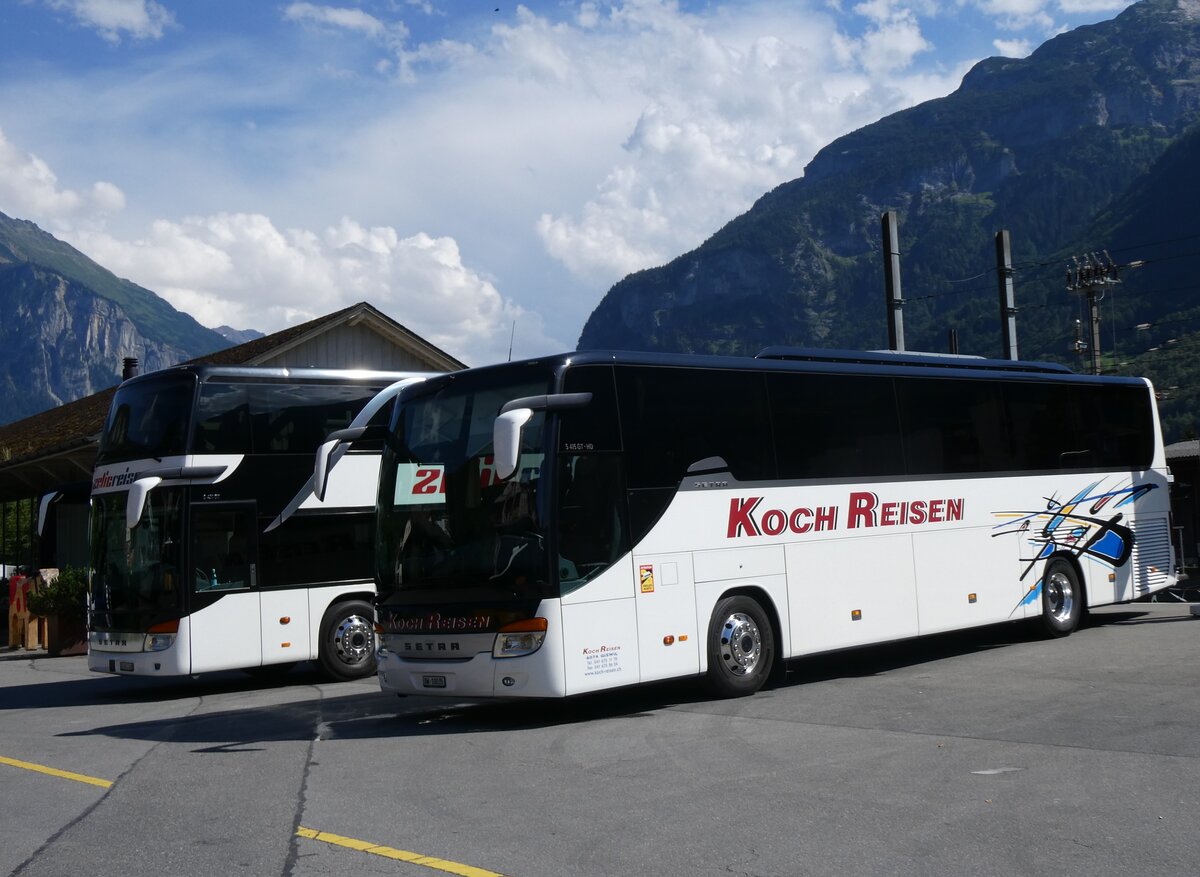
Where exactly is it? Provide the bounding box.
[376,649,553,698]
[88,626,191,675]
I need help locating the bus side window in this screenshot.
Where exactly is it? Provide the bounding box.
[557,454,628,582]
[616,366,773,488]
[191,504,256,591]
[194,384,250,454]
[767,372,903,480]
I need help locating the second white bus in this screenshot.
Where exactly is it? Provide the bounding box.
[347,348,1174,698]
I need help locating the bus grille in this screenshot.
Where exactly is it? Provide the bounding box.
[1130,518,1171,596]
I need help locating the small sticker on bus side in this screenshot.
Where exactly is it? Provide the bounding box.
[640,564,655,593]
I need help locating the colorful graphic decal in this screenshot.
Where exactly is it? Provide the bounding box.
[639,564,655,593]
[992,480,1156,614]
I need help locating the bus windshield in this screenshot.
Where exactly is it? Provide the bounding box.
[376,367,555,602]
[90,487,185,632]
[98,373,196,463]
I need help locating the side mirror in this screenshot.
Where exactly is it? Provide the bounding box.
[493,409,533,481]
[37,492,59,538]
[314,426,369,502]
[309,376,428,502]
[492,392,593,482]
[125,476,163,529]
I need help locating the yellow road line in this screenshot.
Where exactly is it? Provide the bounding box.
[0,755,113,788]
[297,827,507,877]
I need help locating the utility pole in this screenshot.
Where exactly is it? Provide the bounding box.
[1065,252,1145,375]
[882,211,904,352]
[995,230,1018,360]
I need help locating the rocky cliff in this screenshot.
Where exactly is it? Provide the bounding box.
[0,213,230,425]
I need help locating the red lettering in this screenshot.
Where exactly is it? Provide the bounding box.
[413,467,442,495]
[880,502,898,526]
[848,492,877,529]
[789,507,812,534]
[727,497,762,538]
[946,498,964,521]
[762,509,787,536]
[815,506,837,531]
[929,498,945,523]
[909,500,927,525]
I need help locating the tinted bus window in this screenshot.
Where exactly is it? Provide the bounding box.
[193,383,251,453]
[617,366,774,488]
[1081,382,1155,468]
[250,384,379,454]
[259,512,373,587]
[897,378,1011,475]
[98,374,195,463]
[560,365,621,452]
[768,372,904,480]
[1004,381,1077,471]
[1004,380,1155,471]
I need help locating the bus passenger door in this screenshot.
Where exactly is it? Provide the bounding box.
[633,552,699,682]
[189,502,262,672]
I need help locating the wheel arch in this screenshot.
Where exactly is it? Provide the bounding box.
[1044,551,1090,614]
[707,583,786,677]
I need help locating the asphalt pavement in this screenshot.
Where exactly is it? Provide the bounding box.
[1,601,1198,877]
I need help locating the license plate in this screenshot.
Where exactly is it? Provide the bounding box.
[422,675,447,689]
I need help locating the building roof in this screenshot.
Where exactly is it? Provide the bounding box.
[0,302,464,501]
[1166,439,1200,462]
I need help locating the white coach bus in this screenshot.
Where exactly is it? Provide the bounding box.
[88,365,431,680]
[347,348,1174,699]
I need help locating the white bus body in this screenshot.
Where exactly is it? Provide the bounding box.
[365,350,1174,699]
[88,366,432,680]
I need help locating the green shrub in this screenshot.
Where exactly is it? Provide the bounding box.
[26,567,88,620]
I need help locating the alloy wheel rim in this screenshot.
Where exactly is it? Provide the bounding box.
[1047,570,1075,623]
[333,614,374,666]
[718,611,762,677]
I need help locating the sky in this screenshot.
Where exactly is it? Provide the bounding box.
[0,0,1137,367]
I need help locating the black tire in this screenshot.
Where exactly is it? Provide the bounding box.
[318,599,378,681]
[1040,559,1083,637]
[704,595,775,698]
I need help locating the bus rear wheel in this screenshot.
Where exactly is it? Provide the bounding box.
[1040,560,1082,637]
[704,595,775,698]
[318,600,378,681]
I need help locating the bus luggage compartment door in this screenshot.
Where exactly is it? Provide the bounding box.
[634,552,700,682]
[785,534,918,655]
[260,588,310,664]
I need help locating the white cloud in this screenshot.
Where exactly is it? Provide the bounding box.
[44,0,175,42]
[283,3,409,45]
[0,1,1022,362]
[529,2,944,283]
[993,37,1033,56]
[968,0,1057,31]
[0,127,125,223]
[68,213,545,366]
[1056,0,1129,13]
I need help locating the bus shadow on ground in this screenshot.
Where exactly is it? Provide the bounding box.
[0,661,339,712]
[41,608,1176,744]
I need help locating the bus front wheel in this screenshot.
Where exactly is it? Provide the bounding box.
[704,595,775,698]
[1040,560,1083,637]
[318,600,378,681]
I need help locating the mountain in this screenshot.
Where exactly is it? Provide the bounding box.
[0,212,230,425]
[578,0,1200,439]
[214,325,265,345]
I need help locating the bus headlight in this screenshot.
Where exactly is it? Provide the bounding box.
[493,618,548,658]
[145,634,175,652]
[144,619,179,652]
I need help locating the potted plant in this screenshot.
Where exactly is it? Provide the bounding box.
[26,567,89,656]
